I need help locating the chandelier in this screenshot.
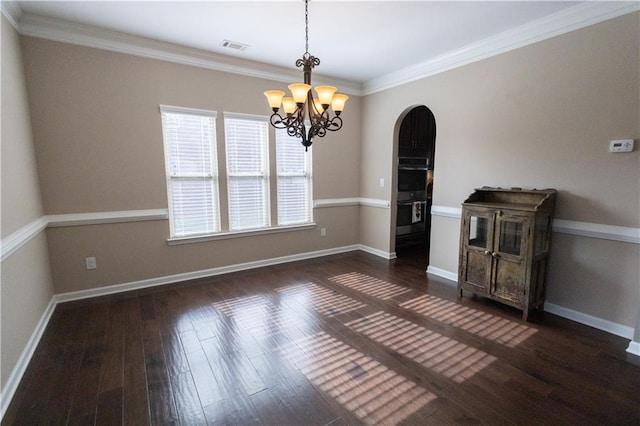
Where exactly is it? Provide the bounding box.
[264,0,348,151]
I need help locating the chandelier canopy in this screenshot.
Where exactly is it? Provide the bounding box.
[264,0,348,151]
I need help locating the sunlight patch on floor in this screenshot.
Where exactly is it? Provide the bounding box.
[400,295,537,347]
[329,272,412,300]
[346,311,496,383]
[212,294,299,337]
[277,282,366,317]
[279,331,436,425]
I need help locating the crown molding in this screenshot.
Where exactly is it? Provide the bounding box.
[16,13,364,96]
[0,0,21,29]
[10,3,640,99]
[363,2,640,95]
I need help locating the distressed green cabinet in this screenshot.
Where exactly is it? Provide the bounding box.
[457,188,557,320]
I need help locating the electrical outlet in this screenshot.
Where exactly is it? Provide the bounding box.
[85,257,97,270]
[320,228,327,237]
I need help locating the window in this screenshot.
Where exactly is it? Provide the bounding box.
[160,105,220,237]
[224,113,270,231]
[276,128,312,225]
[162,107,314,242]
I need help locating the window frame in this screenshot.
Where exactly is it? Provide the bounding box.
[160,104,221,238]
[223,112,272,231]
[275,127,313,226]
[161,108,317,245]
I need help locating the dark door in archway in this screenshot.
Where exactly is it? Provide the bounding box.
[395,106,436,267]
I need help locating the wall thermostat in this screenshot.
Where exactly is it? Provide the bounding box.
[609,139,634,153]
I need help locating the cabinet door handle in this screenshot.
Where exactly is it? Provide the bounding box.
[484,250,491,256]
[491,252,499,258]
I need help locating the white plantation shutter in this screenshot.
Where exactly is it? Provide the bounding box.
[160,105,220,237]
[276,129,312,225]
[224,114,270,230]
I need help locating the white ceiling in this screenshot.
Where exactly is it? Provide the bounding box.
[6,1,638,93]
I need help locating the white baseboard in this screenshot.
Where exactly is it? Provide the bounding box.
[1,244,369,422]
[56,244,364,303]
[544,303,635,340]
[358,244,395,260]
[426,266,636,340]
[1,245,635,423]
[426,265,458,283]
[0,298,57,420]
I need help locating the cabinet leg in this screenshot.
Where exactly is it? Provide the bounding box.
[457,288,463,302]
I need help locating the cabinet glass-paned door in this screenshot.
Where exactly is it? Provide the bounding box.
[461,210,493,293]
[468,215,489,249]
[494,215,528,304]
[498,219,523,256]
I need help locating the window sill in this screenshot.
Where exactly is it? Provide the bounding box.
[167,223,317,246]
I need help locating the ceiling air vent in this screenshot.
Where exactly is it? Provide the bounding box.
[220,39,250,51]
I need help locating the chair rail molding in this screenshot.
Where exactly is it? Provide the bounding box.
[1,210,168,262]
[0,217,49,262]
[47,209,169,227]
[430,205,640,245]
[314,198,390,209]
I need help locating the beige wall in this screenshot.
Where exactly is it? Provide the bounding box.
[0,16,54,390]
[4,10,639,398]
[21,37,362,215]
[45,207,360,294]
[547,234,640,325]
[1,235,54,389]
[20,36,362,294]
[361,13,639,327]
[1,18,44,236]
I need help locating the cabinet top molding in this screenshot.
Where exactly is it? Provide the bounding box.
[463,187,557,212]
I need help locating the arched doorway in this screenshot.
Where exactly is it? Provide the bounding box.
[395,105,436,266]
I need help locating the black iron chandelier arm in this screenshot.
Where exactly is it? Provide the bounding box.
[268,112,307,142]
[289,125,303,139]
[326,115,344,132]
[268,112,291,129]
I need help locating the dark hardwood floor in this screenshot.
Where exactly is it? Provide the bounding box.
[4,251,640,425]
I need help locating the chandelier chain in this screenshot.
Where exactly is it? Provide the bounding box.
[304,0,309,55]
[263,0,347,150]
